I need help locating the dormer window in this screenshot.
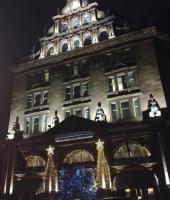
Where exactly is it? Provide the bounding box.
[72,17,80,29]
[74,39,80,49]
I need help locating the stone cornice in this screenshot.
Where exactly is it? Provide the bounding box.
[9,26,168,74]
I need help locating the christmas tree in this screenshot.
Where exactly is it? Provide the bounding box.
[96,139,112,189]
[59,167,96,200]
[37,145,58,194]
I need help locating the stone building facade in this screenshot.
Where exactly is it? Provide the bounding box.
[1,0,170,199]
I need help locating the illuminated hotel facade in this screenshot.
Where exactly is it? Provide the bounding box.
[1,0,170,199]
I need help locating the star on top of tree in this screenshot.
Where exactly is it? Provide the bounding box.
[96,139,104,149]
[46,145,55,155]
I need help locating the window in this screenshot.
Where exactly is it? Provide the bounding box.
[65,110,71,118]
[110,97,141,122]
[117,73,127,91]
[72,17,80,29]
[42,90,48,105]
[107,69,138,93]
[42,115,48,132]
[33,117,39,134]
[65,87,71,100]
[84,35,92,46]
[62,43,68,52]
[26,90,49,109]
[74,109,82,117]
[74,39,80,49]
[65,81,89,101]
[109,77,116,92]
[128,71,136,88]
[62,23,68,32]
[73,84,81,99]
[64,106,91,119]
[133,97,141,117]
[121,101,131,119]
[26,95,32,108]
[34,93,41,107]
[84,107,90,119]
[111,103,117,121]
[83,82,89,97]
[25,117,30,134]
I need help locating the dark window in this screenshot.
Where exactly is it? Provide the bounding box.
[74,39,80,49]
[99,31,108,41]
[34,93,41,107]
[84,36,92,46]
[62,43,68,52]
[33,117,39,134]
[111,103,117,121]
[83,82,89,97]
[73,85,81,99]
[42,91,48,105]
[121,101,131,119]
[74,109,82,117]
[65,87,71,100]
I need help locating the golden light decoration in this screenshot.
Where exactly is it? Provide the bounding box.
[95,139,112,189]
[37,145,58,194]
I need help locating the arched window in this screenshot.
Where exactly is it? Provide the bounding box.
[99,31,108,41]
[64,150,95,164]
[47,47,54,56]
[62,43,68,52]
[114,142,151,159]
[74,39,80,49]
[25,155,46,168]
[72,17,80,29]
[84,35,92,46]
[82,13,91,25]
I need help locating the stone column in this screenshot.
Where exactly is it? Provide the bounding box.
[108,22,115,39]
[92,27,98,44]
[54,20,60,34]
[68,35,71,50]
[2,142,17,195]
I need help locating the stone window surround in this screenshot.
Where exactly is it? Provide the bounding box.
[105,65,139,95]
[63,77,91,104]
[24,110,49,136]
[109,93,142,121]
[25,86,49,111]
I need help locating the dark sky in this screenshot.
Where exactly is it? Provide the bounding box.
[0,0,170,133]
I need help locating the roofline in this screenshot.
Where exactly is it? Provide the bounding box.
[9,26,170,74]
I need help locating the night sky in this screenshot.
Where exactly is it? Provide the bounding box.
[0,0,170,133]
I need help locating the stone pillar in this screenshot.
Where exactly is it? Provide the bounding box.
[107,22,115,39]
[40,43,46,59]
[2,142,17,195]
[92,27,98,44]
[68,35,71,50]
[91,8,97,22]
[54,20,60,34]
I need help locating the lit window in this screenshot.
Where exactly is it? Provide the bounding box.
[84,107,90,119]
[73,84,81,99]
[65,86,71,100]
[109,77,116,92]
[33,117,39,134]
[117,73,127,91]
[121,101,131,119]
[111,103,117,121]
[42,115,48,132]
[42,90,48,105]
[34,93,41,107]
[26,95,32,108]
[83,82,89,97]
[133,98,141,117]
[128,71,136,88]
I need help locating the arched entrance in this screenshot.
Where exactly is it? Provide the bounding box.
[59,150,96,199]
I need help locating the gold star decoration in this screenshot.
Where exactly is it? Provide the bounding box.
[46,145,55,155]
[96,139,104,149]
